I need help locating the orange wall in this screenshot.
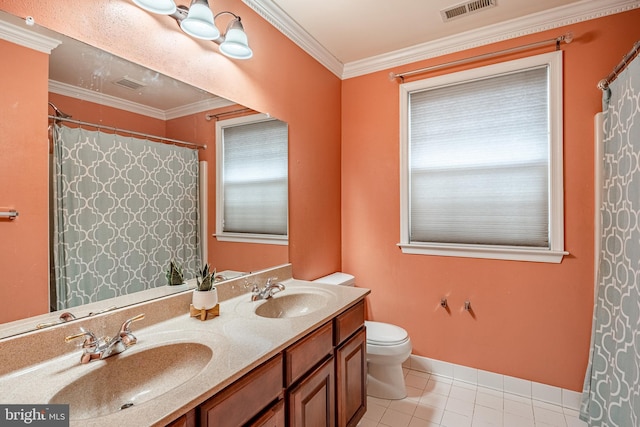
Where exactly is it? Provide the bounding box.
[0,39,50,323]
[341,9,640,391]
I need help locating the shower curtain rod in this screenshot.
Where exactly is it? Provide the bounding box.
[598,40,640,90]
[389,32,573,82]
[204,107,254,121]
[49,115,206,150]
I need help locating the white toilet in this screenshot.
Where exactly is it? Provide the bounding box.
[313,272,412,400]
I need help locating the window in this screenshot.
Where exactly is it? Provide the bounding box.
[399,51,566,263]
[215,114,288,244]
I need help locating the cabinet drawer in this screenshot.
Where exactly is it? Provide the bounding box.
[199,355,283,426]
[334,300,365,346]
[285,322,333,386]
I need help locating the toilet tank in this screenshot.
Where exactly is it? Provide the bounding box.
[312,272,355,287]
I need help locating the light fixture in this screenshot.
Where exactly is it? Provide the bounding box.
[218,14,253,59]
[132,0,177,15]
[132,0,252,60]
[180,0,220,40]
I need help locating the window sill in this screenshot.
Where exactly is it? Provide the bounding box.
[398,243,568,263]
[214,233,288,246]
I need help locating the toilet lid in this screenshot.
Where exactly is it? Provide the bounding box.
[365,321,409,346]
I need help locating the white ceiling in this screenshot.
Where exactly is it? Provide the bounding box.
[243,0,640,78]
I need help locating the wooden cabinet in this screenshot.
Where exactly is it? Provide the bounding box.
[336,328,366,427]
[288,356,335,427]
[170,299,367,427]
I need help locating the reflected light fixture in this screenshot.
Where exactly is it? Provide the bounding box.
[132,0,252,59]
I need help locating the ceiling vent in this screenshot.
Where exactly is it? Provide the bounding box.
[113,76,146,90]
[441,0,496,22]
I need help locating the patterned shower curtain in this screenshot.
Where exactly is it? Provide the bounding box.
[52,125,200,310]
[580,53,640,426]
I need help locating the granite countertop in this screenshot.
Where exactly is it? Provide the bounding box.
[0,277,369,426]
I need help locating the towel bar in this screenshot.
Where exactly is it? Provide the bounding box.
[0,210,18,220]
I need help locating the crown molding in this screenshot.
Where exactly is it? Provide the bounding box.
[49,80,167,120]
[343,0,640,78]
[241,0,343,77]
[0,18,60,53]
[49,80,234,120]
[243,0,640,80]
[164,97,236,120]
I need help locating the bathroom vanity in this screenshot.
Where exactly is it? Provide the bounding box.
[0,264,369,427]
[183,300,366,427]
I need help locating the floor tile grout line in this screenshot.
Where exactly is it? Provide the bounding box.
[360,367,586,427]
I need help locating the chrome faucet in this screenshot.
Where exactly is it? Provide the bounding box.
[250,277,285,301]
[65,313,145,364]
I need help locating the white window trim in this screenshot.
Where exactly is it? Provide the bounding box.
[398,51,567,263]
[214,113,289,246]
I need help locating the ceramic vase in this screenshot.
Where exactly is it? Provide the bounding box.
[192,288,218,310]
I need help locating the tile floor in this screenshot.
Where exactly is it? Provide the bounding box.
[358,368,587,427]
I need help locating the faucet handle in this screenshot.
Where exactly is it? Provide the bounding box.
[119,313,145,347]
[266,277,278,286]
[120,313,145,333]
[65,330,99,348]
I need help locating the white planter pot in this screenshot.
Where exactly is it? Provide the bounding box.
[192,288,218,310]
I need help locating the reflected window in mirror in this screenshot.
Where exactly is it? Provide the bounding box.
[215,114,288,245]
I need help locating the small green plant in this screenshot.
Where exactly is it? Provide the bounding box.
[166,260,184,286]
[196,263,216,292]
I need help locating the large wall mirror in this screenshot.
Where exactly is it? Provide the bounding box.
[0,10,288,338]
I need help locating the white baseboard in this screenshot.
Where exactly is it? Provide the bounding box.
[404,354,582,411]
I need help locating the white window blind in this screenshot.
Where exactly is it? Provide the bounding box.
[218,117,288,239]
[410,67,549,246]
[399,52,566,262]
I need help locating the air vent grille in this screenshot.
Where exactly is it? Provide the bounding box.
[441,0,496,22]
[113,76,145,90]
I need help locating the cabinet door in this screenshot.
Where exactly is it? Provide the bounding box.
[288,356,335,427]
[336,328,366,427]
[249,399,285,427]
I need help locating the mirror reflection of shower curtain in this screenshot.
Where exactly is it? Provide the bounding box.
[52,125,201,310]
[580,53,640,426]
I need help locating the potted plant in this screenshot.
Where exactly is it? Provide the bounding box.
[192,263,218,310]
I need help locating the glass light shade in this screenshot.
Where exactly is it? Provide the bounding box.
[180,0,220,40]
[132,0,177,15]
[219,19,253,59]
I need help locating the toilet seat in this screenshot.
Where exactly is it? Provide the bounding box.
[365,321,409,346]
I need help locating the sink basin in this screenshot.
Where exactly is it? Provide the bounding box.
[49,342,212,420]
[254,291,332,318]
